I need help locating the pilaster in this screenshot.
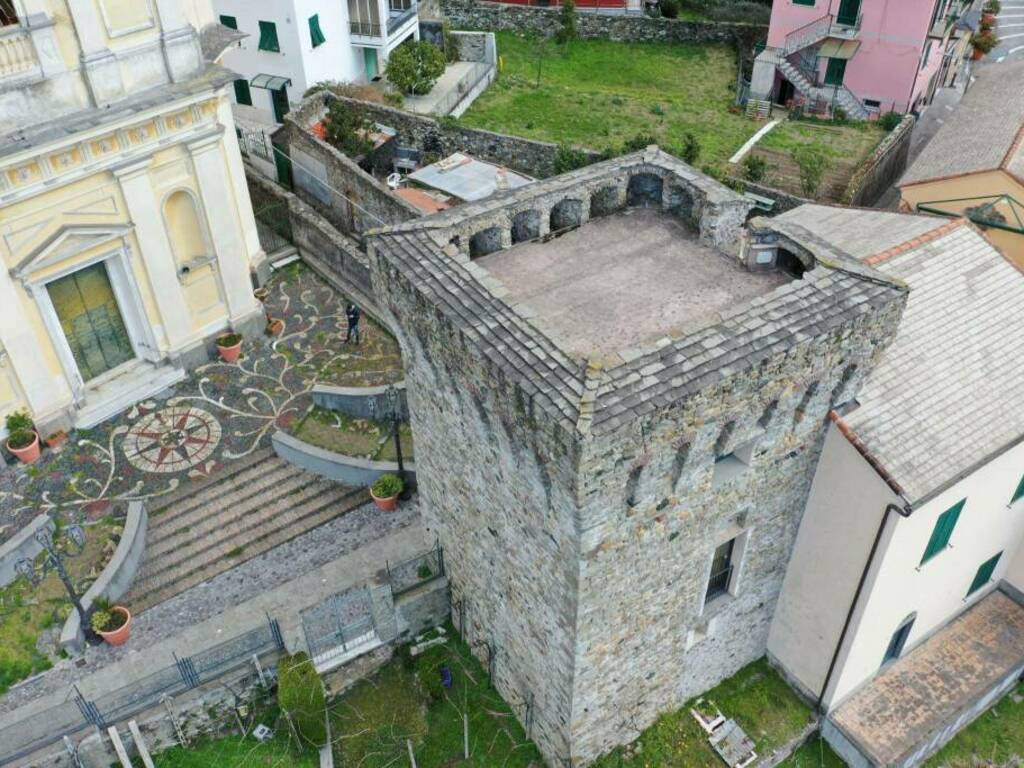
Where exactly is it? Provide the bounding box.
[66,0,124,105]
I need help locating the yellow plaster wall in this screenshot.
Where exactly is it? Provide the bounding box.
[0,349,28,427]
[900,170,1024,269]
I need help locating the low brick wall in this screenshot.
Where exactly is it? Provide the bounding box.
[842,115,915,207]
[440,0,766,46]
[313,382,409,422]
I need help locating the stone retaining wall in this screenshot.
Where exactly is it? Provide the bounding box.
[0,514,54,587]
[439,0,767,46]
[61,501,148,654]
[842,115,915,207]
[742,180,810,214]
[271,429,417,489]
[313,382,409,422]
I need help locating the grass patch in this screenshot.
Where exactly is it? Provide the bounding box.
[925,682,1024,767]
[329,630,542,767]
[592,658,816,767]
[291,406,414,461]
[462,33,757,166]
[0,518,118,695]
[779,736,846,767]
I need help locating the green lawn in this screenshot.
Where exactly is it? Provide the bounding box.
[329,630,543,767]
[461,32,758,167]
[0,518,119,695]
[779,736,847,768]
[592,658,817,767]
[925,683,1024,767]
[291,405,414,461]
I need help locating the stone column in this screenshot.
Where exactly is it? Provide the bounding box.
[187,130,264,337]
[152,0,202,83]
[368,583,399,643]
[113,158,197,359]
[66,0,124,105]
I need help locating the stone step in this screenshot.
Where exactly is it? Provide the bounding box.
[128,486,367,612]
[147,448,283,525]
[134,475,335,588]
[143,469,327,563]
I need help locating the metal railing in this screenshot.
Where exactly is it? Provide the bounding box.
[387,4,418,35]
[429,60,493,116]
[386,540,445,597]
[350,19,382,37]
[783,14,834,56]
[0,617,285,766]
[705,565,734,603]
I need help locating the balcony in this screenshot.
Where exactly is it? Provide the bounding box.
[348,0,418,42]
[387,2,417,36]
[783,12,862,57]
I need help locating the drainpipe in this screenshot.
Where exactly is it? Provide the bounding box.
[817,499,913,712]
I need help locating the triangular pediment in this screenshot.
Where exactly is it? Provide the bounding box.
[10,225,133,280]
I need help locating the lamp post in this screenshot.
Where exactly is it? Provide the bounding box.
[384,384,411,500]
[15,522,89,627]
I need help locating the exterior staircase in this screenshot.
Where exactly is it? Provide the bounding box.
[125,449,367,613]
[774,56,869,119]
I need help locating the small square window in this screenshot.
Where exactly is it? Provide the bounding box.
[793,0,816,5]
[705,538,736,605]
[258,20,280,52]
[711,438,757,489]
[219,14,238,30]
[233,78,252,106]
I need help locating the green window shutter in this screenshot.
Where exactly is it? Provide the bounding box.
[1012,473,1024,504]
[258,21,280,52]
[794,0,816,5]
[233,78,252,106]
[824,58,847,87]
[920,499,965,564]
[967,552,1003,596]
[219,14,237,30]
[309,14,326,47]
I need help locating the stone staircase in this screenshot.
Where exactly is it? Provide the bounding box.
[775,57,869,120]
[125,449,367,613]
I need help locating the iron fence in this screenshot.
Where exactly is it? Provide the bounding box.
[253,202,294,255]
[387,540,445,597]
[430,61,493,116]
[0,617,284,766]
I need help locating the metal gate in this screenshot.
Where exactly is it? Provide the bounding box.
[253,202,293,257]
[301,586,378,669]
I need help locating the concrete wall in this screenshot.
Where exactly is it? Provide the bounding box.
[1007,544,1024,593]
[0,514,54,588]
[61,501,149,654]
[395,576,451,637]
[768,423,900,705]
[842,115,915,207]
[313,382,409,421]
[271,429,416,488]
[440,0,766,46]
[826,438,1024,707]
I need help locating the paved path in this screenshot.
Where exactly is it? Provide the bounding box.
[0,500,424,720]
[991,1,1024,62]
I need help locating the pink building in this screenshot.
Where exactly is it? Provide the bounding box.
[749,0,976,118]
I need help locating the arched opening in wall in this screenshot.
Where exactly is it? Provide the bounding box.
[665,184,696,221]
[627,173,664,208]
[469,227,503,258]
[669,440,692,494]
[831,365,859,408]
[511,210,541,244]
[0,0,19,26]
[758,399,779,429]
[549,199,584,233]
[625,463,645,508]
[793,382,820,425]
[163,190,209,270]
[589,186,621,218]
[777,248,807,279]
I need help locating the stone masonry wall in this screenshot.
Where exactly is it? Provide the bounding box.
[568,304,904,763]
[369,254,584,764]
[440,0,767,46]
[841,115,915,207]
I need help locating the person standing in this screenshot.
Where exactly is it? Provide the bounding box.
[345,303,362,344]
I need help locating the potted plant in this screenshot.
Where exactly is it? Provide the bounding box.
[5,410,40,464]
[370,473,403,512]
[254,286,270,303]
[983,0,1000,21]
[971,31,999,59]
[266,318,285,336]
[90,599,132,646]
[216,332,243,363]
[45,431,68,450]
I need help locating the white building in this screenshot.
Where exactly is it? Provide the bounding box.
[213,0,420,126]
[764,207,1024,767]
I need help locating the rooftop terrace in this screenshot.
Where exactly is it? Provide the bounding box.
[475,208,790,360]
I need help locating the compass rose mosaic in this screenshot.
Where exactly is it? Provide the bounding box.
[123,405,222,474]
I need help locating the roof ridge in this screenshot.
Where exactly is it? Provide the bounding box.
[1000,122,1024,171]
[828,410,906,498]
[862,218,969,266]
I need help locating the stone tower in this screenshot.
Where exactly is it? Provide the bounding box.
[368,149,906,766]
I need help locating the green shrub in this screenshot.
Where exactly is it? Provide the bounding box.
[971,31,999,54]
[793,145,831,197]
[742,154,769,183]
[324,98,375,157]
[413,645,448,702]
[386,41,446,95]
[878,111,903,131]
[278,652,327,748]
[680,132,701,164]
[622,133,660,153]
[441,20,461,63]
[985,0,1001,13]
[659,0,680,19]
[216,332,242,348]
[371,473,404,499]
[554,144,591,174]
[5,409,33,435]
[555,0,578,44]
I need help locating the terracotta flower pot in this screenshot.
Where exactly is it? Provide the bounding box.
[217,340,242,363]
[97,606,132,646]
[982,11,995,22]
[7,431,41,464]
[972,46,985,60]
[45,431,68,450]
[266,318,285,336]
[370,490,399,512]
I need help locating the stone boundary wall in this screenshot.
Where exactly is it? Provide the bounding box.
[742,180,810,214]
[246,170,384,317]
[61,501,148,654]
[313,382,409,422]
[271,429,417,488]
[0,514,54,587]
[310,91,602,179]
[439,0,767,45]
[842,115,915,207]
